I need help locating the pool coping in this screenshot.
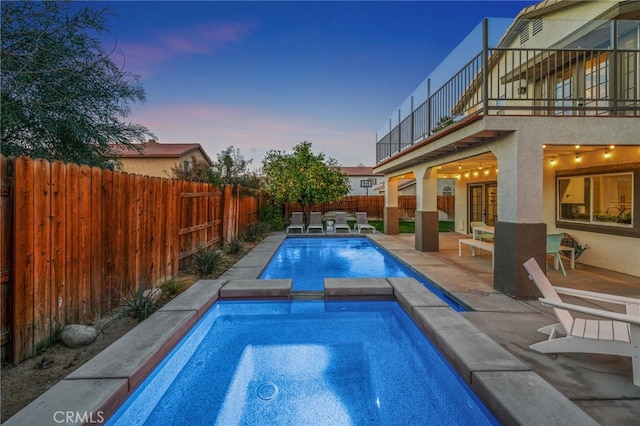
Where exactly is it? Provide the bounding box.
[5,234,597,426]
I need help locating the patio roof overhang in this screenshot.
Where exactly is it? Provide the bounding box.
[374,115,511,176]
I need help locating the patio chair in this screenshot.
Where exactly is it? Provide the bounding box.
[355,212,376,233]
[286,212,305,234]
[333,212,351,233]
[547,233,566,276]
[470,221,493,241]
[523,257,640,386]
[306,212,325,233]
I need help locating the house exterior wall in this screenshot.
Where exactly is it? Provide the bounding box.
[119,151,210,178]
[543,145,640,277]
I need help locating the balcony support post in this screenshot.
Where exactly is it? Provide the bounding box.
[611,20,618,115]
[482,18,489,115]
[426,78,432,134]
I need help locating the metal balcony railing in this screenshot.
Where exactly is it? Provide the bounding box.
[376,19,640,164]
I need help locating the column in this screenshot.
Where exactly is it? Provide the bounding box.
[415,166,439,252]
[384,177,399,235]
[493,134,546,299]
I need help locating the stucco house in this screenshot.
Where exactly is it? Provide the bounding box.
[374,0,639,298]
[111,139,214,178]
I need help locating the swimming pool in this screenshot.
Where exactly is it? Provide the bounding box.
[259,237,465,311]
[107,300,498,425]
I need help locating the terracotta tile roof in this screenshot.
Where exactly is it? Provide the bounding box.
[111,140,213,164]
[341,166,383,176]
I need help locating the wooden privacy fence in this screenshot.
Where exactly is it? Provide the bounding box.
[1,155,261,363]
[286,195,454,220]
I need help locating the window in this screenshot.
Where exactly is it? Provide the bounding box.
[442,186,453,196]
[183,160,193,173]
[554,69,573,115]
[558,172,633,227]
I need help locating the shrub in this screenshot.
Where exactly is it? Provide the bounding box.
[226,236,244,255]
[244,221,270,242]
[190,243,223,278]
[160,278,182,296]
[122,285,158,321]
[259,205,286,231]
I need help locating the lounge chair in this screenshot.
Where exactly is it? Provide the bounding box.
[523,257,640,386]
[286,212,305,234]
[306,212,325,234]
[333,212,351,233]
[470,221,493,241]
[355,212,376,233]
[546,233,566,276]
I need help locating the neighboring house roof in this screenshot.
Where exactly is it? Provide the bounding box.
[341,166,384,176]
[111,140,214,165]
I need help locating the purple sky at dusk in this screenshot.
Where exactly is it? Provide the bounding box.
[90,1,538,168]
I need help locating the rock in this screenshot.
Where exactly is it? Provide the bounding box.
[60,324,97,348]
[143,287,162,302]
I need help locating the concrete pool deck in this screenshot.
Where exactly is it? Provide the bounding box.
[7,233,639,425]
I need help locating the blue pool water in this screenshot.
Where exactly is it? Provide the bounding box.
[107,300,498,425]
[259,237,465,311]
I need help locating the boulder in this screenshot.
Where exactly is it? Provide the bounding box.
[143,287,163,302]
[60,324,97,348]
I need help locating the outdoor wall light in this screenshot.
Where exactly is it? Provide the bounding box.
[575,154,582,162]
[518,86,527,95]
[550,158,557,165]
[604,150,611,158]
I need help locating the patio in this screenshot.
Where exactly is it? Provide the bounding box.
[369,232,640,425]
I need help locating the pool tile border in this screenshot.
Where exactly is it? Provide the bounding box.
[5,234,596,425]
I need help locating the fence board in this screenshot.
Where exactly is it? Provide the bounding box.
[78,166,92,322]
[90,167,102,318]
[51,161,66,330]
[0,155,12,354]
[13,157,35,360]
[65,163,80,324]
[33,159,51,349]
[101,169,114,312]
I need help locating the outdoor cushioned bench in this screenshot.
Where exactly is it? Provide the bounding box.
[458,239,494,270]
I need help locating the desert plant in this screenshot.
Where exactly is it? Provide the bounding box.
[225,236,244,255]
[244,221,270,242]
[160,279,182,297]
[190,243,223,278]
[122,285,158,321]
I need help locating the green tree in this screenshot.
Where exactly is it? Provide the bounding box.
[170,146,259,195]
[1,0,153,167]
[209,146,259,194]
[262,141,350,221]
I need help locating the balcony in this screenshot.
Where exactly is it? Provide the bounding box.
[376,18,640,164]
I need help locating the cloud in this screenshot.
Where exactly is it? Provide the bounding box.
[114,22,257,77]
[129,103,376,167]
[161,22,256,55]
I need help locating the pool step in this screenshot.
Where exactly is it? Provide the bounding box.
[290,291,325,300]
